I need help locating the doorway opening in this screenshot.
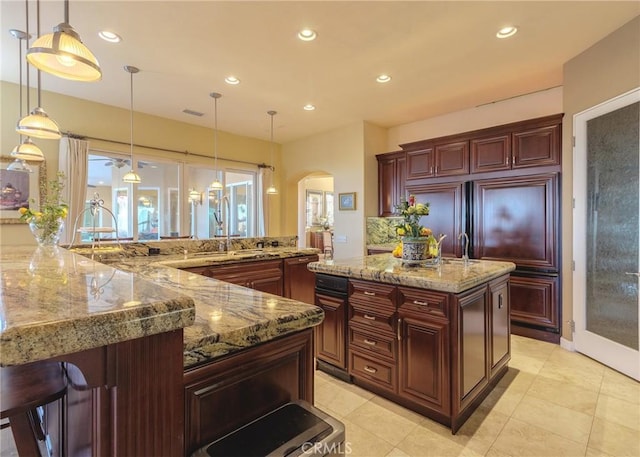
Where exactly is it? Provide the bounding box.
[298,174,334,250]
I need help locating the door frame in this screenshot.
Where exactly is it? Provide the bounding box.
[572,87,640,380]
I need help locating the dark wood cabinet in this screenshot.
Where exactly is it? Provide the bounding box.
[406,141,468,180]
[473,174,559,271]
[489,276,510,378]
[284,255,319,304]
[470,134,511,173]
[509,274,560,340]
[377,151,406,216]
[183,259,283,295]
[315,292,348,369]
[397,306,450,416]
[407,182,466,258]
[512,123,560,169]
[341,276,509,433]
[184,329,314,455]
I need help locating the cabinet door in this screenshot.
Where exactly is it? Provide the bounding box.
[314,293,347,369]
[473,174,559,270]
[284,255,319,304]
[396,154,407,204]
[489,277,510,378]
[408,182,466,258]
[470,134,511,173]
[407,148,434,179]
[454,285,488,412]
[379,156,398,216]
[250,275,283,295]
[510,274,559,331]
[398,313,450,415]
[435,141,469,177]
[512,124,560,168]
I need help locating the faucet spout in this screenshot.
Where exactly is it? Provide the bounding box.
[458,232,470,265]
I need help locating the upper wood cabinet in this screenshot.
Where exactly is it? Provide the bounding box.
[471,123,560,173]
[406,141,469,180]
[377,151,406,216]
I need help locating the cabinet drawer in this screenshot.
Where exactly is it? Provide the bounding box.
[398,287,449,319]
[350,302,396,333]
[350,351,396,392]
[350,280,396,308]
[349,327,396,360]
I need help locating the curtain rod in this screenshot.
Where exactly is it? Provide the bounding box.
[65,131,274,170]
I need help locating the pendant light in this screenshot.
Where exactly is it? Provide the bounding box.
[210,92,223,190]
[26,0,101,82]
[17,0,61,140]
[122,66,141,184]
[266,110,278,195]
[10,28,44,162]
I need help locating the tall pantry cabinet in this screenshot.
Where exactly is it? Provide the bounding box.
[377,114,563,343]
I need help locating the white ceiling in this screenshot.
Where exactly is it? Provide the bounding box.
[1,1,638,143]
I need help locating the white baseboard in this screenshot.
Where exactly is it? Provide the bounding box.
[560,337,575,352]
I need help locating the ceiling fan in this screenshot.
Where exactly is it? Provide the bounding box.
[89,158,148,168]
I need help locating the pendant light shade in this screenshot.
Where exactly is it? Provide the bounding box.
[26,0,101,82]
[122,65,141,184]
[11,137,44,161]
[266,110,278,195]
[17,106,61,139]
[210,92,224,190]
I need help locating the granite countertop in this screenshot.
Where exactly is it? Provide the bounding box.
[1,245,324,369]
[308,253,516,293]
[0,246,196,366]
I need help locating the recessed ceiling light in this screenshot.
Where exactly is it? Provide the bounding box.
[496,26,518,39]
[98,30,121,43]
[376,74,392,83]
[303,104,316,111]
[225,76,240,85]
[298,29,317,41]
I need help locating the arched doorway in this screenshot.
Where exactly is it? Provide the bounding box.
[298,173,334,248]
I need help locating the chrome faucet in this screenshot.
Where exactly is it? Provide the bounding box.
[458,232,470,266]
[221,195,231,251]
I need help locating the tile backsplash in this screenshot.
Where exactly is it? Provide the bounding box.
[366,217,401,245]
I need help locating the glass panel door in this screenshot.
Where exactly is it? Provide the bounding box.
[574,89,639,380]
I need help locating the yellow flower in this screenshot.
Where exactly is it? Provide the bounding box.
[419,227,432,236]
[18,207,28,215]
[397,227,406,236]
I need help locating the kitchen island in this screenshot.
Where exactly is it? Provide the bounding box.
[308,253,516,433]
[1,243,324,455]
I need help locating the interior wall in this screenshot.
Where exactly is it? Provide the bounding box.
[562,16,640,342]
[363,122,389,218]
[0,82,282,245]
[282,122,365,259]
[387,86,563,150]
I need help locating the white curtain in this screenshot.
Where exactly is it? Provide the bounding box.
[257,167,267,236]
[58,137,89,244]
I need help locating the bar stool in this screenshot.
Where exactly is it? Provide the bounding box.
[1,361,67,456]
[322,230,334,259]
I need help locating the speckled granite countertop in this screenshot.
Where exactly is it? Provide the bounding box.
[104,246,323,368]
[1,244,324,369]
[0,246,196,366]
[308,253,516,293]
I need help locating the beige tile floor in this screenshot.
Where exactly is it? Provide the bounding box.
[1,335,638,456]
[314,335,640,457]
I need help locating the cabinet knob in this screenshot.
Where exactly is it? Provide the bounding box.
[363,291,376,296]
[363,366,378,374]
[412,300,429,306]
[363,314,376,321]
[363,339,377,346]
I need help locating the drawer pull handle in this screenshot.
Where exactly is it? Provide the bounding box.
[364,366,377,374]
[412,300,429,306]
[298,258,308,262]
[363,339,377,346]
[498,294,503,309]
[363,314,376,321]
[363,291,376,296]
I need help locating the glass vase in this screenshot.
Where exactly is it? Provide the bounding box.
[29,217,64,247]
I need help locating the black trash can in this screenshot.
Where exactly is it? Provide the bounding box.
[192,400,345,457]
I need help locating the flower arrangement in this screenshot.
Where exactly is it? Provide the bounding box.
[19,172,68,245]
[395,194,432,238]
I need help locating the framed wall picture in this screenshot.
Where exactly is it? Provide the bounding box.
[0,156,46,224]
[306,190,324,226]
[338,192,356,211]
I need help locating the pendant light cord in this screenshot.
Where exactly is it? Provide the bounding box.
[213,95,218,172]
[64,0,69,24]
[24,0,30,113]
[130,70,134,163]
[36,0,42,108]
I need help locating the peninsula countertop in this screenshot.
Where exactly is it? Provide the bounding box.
[0,246,196,366]
[308,253,516,293]
[1,245,323,369]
